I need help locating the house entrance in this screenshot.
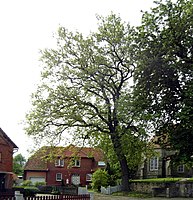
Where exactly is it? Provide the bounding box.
[0,174,5,191]
[71,174,80,185]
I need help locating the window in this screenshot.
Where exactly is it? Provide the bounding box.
[56,173,62,181]
[98,161,106,167]
[0,152,2,162]
[150,157,159,171]
[73,159,80,167]
[177,165,184,173]
[86,174,92,182]
[55,158,64,167]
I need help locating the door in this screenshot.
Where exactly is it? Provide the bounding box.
[0,174,5,191]
[71,174,80,185]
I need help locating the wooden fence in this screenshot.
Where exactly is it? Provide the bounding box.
[25,195,90,200]
[0,191,15,200]
[0,197,15,200]
[0,195,90,200]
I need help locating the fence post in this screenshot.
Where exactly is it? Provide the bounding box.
[15,191,24,200]
[107,186,111,195]
[89,192,94,200]
[166,188,170,198]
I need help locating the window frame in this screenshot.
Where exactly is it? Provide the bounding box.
[73,159,81,167]
[56,173,62,181]
[55,158,64,167]
[177,164,184,173]
[98,161,106,167]
[149,156,159,171]
[86,174,92,182]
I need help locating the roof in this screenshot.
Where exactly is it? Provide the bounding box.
[150,133,170,149]
[0,128,18,149]
[24,145,104,171]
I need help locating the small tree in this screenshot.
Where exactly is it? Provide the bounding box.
[91,169,109,191]
[13,154,26,176]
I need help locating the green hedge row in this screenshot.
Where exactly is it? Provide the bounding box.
[130,178,184,183]
[13,186,39,197]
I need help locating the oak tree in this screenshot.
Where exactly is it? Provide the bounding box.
[25,14,147,191]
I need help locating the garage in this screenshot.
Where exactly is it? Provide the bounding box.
[29,177,45,184]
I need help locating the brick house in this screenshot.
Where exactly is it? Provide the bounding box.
[0,128,18,192]
[24,145,106,186]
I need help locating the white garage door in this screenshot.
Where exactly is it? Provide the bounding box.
[29,177,45,184]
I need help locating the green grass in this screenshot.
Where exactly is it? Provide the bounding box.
[184,178,193,182]
[130,177,182,183]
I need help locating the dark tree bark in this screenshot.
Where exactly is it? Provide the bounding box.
[111,134,130,191]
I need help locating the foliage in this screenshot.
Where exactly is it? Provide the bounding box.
[99,132,148,182]
[134,0,193,162]
[13,153,26,176]
[34,181,46,187]
[91,169,109,191]
[21,180,33,187]
[13,185,39,197]
[25,13,149,191]
[23,186,40,197]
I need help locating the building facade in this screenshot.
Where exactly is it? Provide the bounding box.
[24,146,106,186]
[139,144,193,179]
[0,128,18,191]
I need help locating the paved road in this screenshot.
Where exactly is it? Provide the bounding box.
[94,193,193,199]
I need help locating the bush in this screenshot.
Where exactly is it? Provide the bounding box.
[13,185,39,197]
[91,169,109,191]
[38,185,53,194]
[34,181,46,187]
[23,186,39,197]
[13,186,25,193]
[21,180,33,186]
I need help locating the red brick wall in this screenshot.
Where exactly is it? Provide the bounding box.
[0,136,13,172]
[46,157,94,186]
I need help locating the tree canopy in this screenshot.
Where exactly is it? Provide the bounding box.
[25,0,193,189]
[25,14,148,191]
[13,153,26,176]
[134,0,193,162]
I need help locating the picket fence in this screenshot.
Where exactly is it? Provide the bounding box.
[26,194,90,200]
[101,185,122,195]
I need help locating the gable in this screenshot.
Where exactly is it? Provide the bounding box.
[24,145,105,171]
[0,128,18,149]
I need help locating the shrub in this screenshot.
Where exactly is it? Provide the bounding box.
[34,181,46,187]
[91,169,109,191]
[23,186,39,197]
[21,180,33,186]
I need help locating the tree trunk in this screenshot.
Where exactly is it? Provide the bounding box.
[119,155,130,191]
[111,134,130,191]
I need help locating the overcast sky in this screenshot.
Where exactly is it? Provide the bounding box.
[0,0,155,158]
